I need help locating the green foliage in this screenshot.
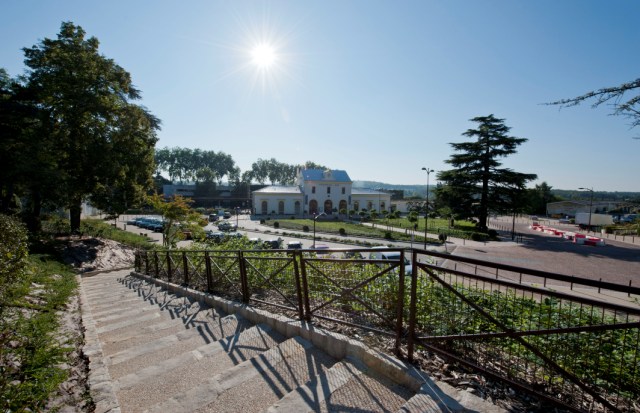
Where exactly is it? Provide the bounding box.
[80,219,155,249]
[19,22,159,231]
[338,228,346,236]
[437,115,537,230]
[147,194,204,248]
[0,253,77,411]
[0,214,29,311]
[273,221,279,229]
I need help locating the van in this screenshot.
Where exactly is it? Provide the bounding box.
[368,247,412,276]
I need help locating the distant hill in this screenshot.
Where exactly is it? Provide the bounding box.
[352,181,427,198]
[353,180,640,202]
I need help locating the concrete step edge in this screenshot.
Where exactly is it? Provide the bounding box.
[143,336,316,413]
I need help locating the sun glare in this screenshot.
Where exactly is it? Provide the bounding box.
[250,43,277,69]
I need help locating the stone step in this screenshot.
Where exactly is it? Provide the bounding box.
[115,323,286,412]
[266,356,413,412]
[144,336,336,413]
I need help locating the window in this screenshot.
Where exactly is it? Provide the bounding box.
[327,187,331,194]
[312,186,316,194]
[342,187,345,194]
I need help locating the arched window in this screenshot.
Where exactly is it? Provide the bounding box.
[339,200,347,213]
[354,201,360,211]
[294,201,301,215]
[278,201,285,214]
[324,200,333,214]
[309,200,318,215]
[261,201,268,215]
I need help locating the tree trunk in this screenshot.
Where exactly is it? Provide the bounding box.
[25,189,42,233]
[69,201,82,234]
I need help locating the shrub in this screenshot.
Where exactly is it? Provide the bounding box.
[260,219,266,224]
[487,229,498,238]
[274,221,280,229]
[339,228,346,236]
[303,225,310,232]
[470,232,489,242]
[384,231,393,240]
[0,214,29,308]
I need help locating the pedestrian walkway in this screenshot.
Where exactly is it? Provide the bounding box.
[80,268,505,413]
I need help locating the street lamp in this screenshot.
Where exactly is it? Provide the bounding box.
[235,206,239,229]
[421,167,434,249]
[578,187,594,232]
[313,212,326,248]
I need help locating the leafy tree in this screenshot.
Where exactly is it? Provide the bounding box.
[524,181,560,215]
[548,78,640,133]
[147,194,204,248]
[436,115,537,231]
[23,22,159,232]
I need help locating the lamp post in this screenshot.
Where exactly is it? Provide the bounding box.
[313,212,326,248]
[235,207,239,229]
[421,167,434,249]
[578,187,594,232]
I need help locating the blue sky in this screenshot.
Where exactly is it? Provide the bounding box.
[2,0,639,191]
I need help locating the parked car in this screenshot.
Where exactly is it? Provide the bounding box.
[205,230,225,242]
[286,241,303,249]
[263,238,283,249]
[368,247,413,276]
[208,214,219,222]
[217,221,237,232]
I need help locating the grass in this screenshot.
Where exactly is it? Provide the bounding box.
[262,216,485,243]
[81,219,156,249]
[0,251,81,411]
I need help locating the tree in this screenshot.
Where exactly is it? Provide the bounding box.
[23,22,159,232]
[147,194,204,248]
[548,78,640,134]
[436,115,537,231]
[524,182,560,215]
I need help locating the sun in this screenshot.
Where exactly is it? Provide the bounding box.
[250,43,277,69]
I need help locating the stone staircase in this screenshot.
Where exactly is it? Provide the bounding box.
[80,269,505,413]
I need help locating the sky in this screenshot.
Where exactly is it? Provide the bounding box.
[2,0,639,191]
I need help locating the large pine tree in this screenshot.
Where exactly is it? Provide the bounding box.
[436,115,537,231]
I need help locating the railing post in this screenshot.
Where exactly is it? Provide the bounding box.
[239,251,249,303]
[291,251,305,320]
[299,251,312,322]
[144,250,149,275]
[154,251,159,278]
[183,252,189,286]
[407,249,419,362]
[166,251,172,283]
[394,250,407,357]
[205,251,213,292]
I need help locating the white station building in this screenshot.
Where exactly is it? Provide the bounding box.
[251,169,391,217]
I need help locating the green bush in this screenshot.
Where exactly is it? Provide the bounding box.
[339,228,346,236]
[274,221,280,229]
[470,232,489,242]
[384,231,393,240]
[0,214,29,308]
[303,225,310,232]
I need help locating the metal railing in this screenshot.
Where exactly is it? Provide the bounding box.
[134,247,640,412]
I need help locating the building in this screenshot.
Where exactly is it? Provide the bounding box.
[546,200,626,217]
[251,169,391,217]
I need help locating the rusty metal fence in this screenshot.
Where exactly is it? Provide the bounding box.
[134,247,640,412]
